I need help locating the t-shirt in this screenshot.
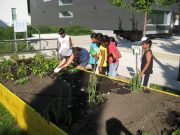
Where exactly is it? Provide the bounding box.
[58,35,70,53]
[98,45,107,67]
[89,42,99,64]
[78,48,90,63]
[108,41,119,64]
[141,50,153,74]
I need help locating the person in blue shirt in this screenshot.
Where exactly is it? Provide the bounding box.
[89,33,99,71]
[54,47,89,73]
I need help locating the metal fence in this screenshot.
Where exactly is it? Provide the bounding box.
[0,38,58,54]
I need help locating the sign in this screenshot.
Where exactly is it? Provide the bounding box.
[132,45,141,54]
[14,20,27,32]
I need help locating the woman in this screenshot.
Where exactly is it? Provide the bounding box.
[54,47,89,73]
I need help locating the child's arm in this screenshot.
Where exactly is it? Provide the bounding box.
[69,37,73,47]
[60,54,75,69]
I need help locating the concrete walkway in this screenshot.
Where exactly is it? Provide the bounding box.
[31,33,180,90]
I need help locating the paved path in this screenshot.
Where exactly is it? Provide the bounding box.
[31,33,180,90]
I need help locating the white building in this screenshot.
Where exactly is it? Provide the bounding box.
[0,0,31,27]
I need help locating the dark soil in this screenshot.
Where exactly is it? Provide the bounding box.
[0,70,180,135]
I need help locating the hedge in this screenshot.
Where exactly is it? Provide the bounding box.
[0,25,92,40]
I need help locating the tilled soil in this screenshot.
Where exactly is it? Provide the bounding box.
[0,70,180,135]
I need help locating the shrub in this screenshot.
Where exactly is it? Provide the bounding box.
[0,27,32,40]
[0,25,92,40]
[29,25,92,35]
[64,25,92,35]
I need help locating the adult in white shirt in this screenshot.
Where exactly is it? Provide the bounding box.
[57,28,73,59]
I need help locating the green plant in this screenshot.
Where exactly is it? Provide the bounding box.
[131,72,142,92]
[0,103,21,135]
[150,84,180,95]
[65,25,92,36]
[0,26,32,40]
[16,63,27,78]
[87,67,104,105]
[172,129,180,135]
[43,81,72,125]
[15,76,30,85]
[143,132,152,135]
[30,53,58,78]
[0,57,13,79]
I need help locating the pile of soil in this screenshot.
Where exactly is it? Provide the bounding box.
[0,70,180,135]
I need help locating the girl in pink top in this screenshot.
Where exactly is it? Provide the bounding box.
[108,37,121,77]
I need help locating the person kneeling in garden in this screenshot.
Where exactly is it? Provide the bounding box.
[140,37,153,87]
[54,47,90,73]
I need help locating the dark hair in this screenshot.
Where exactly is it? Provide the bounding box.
[99,35,109,43]
[59,28,65,34]
[72,47,82,64]
[96,33,103,41]
[145,39,152,48]
[90,33,96,38]
[109,37,116,42]
[109,36,118,46]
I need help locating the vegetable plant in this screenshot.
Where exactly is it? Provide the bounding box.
[87,63,104,105]
[30,53,58,78]
[43,81,72,126]
[0,57,13,79]
[131,72,142,92]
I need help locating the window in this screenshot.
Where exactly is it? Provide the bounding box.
[27,0,31,14]
[147,10,171,25]
[59,11,73,18]
[11,8,17,21]
[59,0,73,6]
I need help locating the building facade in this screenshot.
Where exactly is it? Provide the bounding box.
[30,0,180,36]
[0,0,31,27]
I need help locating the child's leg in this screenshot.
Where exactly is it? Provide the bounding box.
[108,63,119,77]
[142,74,150,87]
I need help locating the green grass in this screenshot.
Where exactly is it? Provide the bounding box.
[150,84,180,95]
[0,103,22,135]
[0,42,35,54]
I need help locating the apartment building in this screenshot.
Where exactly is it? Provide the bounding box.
[30,0,180,37]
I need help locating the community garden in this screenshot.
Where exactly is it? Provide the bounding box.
[0,53,179,135]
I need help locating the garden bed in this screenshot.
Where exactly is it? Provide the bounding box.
[1,69,180,135]
[0,54,179,135]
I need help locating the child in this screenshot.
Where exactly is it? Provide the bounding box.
[54,47,89,73]
[98,35,108,75]
[140,37,153,87]
[57,28,73,59]
[89,33,99,71]
[108,37,121,77]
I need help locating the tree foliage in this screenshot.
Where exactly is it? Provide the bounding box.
[108,0,178,13]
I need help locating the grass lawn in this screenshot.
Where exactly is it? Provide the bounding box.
[0,103,23,135]
[0,42,35,54]
[150,84,180,95]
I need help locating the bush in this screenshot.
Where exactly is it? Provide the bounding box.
[28,26,59,34]
[0,25,92,40]
[29,25,92,35]
[0,27,32,40]
[64,25,92,35]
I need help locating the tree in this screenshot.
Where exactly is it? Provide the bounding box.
[108,0,178,36]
